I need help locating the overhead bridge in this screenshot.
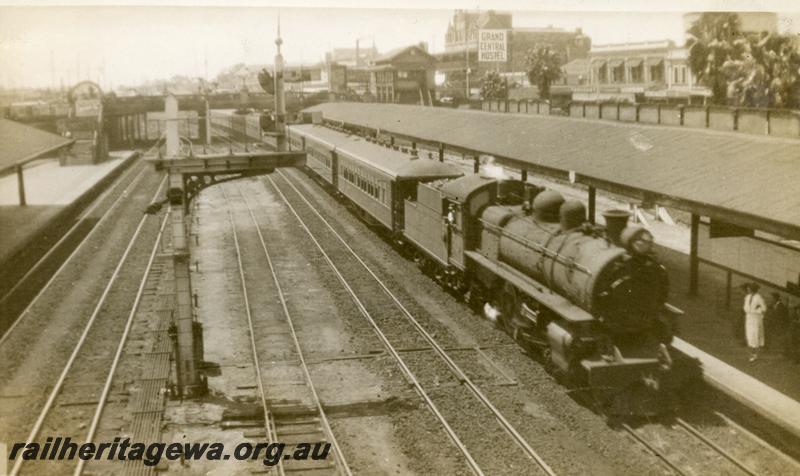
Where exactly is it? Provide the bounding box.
[149,150,305,207]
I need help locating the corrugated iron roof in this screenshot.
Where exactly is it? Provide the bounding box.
[0,119,73,172]
[305,103,800,235]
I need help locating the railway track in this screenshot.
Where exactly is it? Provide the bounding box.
[221,183,352,476]
[265,169,556,475]
[8,176,169,476]
[0,157,149,341]
[621,410,800,476]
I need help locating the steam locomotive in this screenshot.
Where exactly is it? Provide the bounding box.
[287,122,681,413]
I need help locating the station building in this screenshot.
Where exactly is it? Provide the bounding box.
[368,44,437,105]
[572,40,710,104]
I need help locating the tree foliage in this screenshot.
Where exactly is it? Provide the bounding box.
[480,71,507,100]
[524,45,563,100]
[723,33,800,108]
[686,12,800,108]
[257,68,274,94]
[686,12,744,105]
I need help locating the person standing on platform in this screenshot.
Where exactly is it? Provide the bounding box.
[743,283,767,362]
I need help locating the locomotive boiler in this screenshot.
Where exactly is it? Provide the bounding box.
[481,190,671,339]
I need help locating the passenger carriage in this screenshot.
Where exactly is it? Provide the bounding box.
[287,124,462,232]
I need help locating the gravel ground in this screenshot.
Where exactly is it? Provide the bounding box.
[0,165,165,475]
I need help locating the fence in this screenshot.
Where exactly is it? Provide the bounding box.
[480,99,800,139]
[482,99,551,116]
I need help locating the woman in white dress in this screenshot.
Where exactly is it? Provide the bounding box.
[743,283,767,362]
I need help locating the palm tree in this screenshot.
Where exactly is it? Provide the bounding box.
[524,45,562,101]
[686,12,745,105]
[723,33,800,108]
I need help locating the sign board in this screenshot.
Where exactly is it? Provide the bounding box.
[478,29,508,62]
[74,99,102,118]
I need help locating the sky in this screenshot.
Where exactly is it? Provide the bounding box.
[1,0,800,90]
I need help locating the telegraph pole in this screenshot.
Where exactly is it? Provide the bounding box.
[274,15,287,151]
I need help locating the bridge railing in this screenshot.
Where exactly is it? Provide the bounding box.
[481,99,800,139]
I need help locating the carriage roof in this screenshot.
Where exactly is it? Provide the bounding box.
[289,124,463,180]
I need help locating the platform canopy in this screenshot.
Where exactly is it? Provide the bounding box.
[0,118,73,174]
[306,102,800,239]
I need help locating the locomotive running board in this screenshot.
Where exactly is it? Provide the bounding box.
[465,250,593,323]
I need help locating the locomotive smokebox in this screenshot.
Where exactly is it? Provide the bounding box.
[603,209,631,245]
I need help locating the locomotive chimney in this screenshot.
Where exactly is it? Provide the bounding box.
[603,209,630,245]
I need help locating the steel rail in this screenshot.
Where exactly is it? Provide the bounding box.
[74,208,171,476]
[219,186,281,474]
[0,163,149,346]
[274,169,556,476]
[266,174,487,476]
[621,423,686,476]
[0,158,147,309]
[232,184,353,476]
[9,174,168,476]
[713,411,800,473]
[675,417,758,476]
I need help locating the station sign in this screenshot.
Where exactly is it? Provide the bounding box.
[74,98,102,117]
[478,29,508,62]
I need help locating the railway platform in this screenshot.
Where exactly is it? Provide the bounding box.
[0,150,137,266]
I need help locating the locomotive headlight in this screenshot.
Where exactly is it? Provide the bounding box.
[620,226,654,255]
[631,230,654,254]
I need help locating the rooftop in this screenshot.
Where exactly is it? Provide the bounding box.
[591,40,676,54]
[0,118,73,173]
[373,45,436,65]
